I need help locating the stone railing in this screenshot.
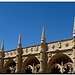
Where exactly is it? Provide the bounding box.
[4,49,17,58]
[22,45,41,55]
[47,38,73,51]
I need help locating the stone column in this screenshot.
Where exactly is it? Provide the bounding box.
[39,51,44,73]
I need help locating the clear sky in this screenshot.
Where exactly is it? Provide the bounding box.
[0,2,75,51]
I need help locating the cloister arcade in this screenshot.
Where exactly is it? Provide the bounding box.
[0,19,75,73]
[2,53,73,74]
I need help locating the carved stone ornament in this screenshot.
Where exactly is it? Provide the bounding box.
[48,53,52,58]
[31,47,33,52]
[7,52,9,56]
[22,57,25,60]
[26,48,28,53]
[5,53,6,56]
[58,42,61,48]
[66,43,69,47]
[11,52,12,55]
[34,46,38,51]
[52,45,55,49]
[14,51,16,55]
[67,51,72,55]
[37,54,40,59]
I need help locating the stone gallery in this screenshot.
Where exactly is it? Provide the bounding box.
[0,19,75,74]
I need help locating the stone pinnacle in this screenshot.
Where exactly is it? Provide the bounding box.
[41,26,46,43]
[73,17,75,37]
[17,34,22,48]
[1,40,4,51]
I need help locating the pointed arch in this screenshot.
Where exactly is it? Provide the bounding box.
[22,56,40,73]
[3,59,16,73]
[47,53,73,73]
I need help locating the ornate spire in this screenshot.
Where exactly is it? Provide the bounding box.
[73,17,75,37]
[41,26,46,43]
[17,34,22,48]
[1,40,4,51]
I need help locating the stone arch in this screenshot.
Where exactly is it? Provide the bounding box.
[22,56,40,73]
[47,53,73,73]
[3,59,16,73]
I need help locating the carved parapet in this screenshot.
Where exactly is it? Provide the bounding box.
[4,50,17,58]
[22,45,41,55]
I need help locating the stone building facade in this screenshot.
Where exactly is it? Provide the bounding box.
[0,19,75,74]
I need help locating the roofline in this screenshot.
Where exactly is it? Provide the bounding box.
[4,38,73,52]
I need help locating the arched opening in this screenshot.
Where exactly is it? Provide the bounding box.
[22,56,40,74]
[25,67,32,74]
[4,59,16,74]
[47,53,73,74]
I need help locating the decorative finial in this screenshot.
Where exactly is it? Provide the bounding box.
[41,26,46,43]
[73,17,75,37]
[1,40,4,51]
[17,34,22,48]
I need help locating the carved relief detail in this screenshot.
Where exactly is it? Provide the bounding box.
[67,51,72,55]
[31,47,33,52]
[7,52,9,56]
[65,43,69,47]
[14,51,16,55]
[48,53,52,58]
[10,52,12,55]
[58,42,61,48]
[13,58,16,62]
[22,57,25,60]
[37,54,40,59]
[52,45,55,49]
[36,46,38,51]
[5,53,7,56]
[34,46,38,52]
[26,48,28,53]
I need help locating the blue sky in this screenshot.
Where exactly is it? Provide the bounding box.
[0,2,75,51]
